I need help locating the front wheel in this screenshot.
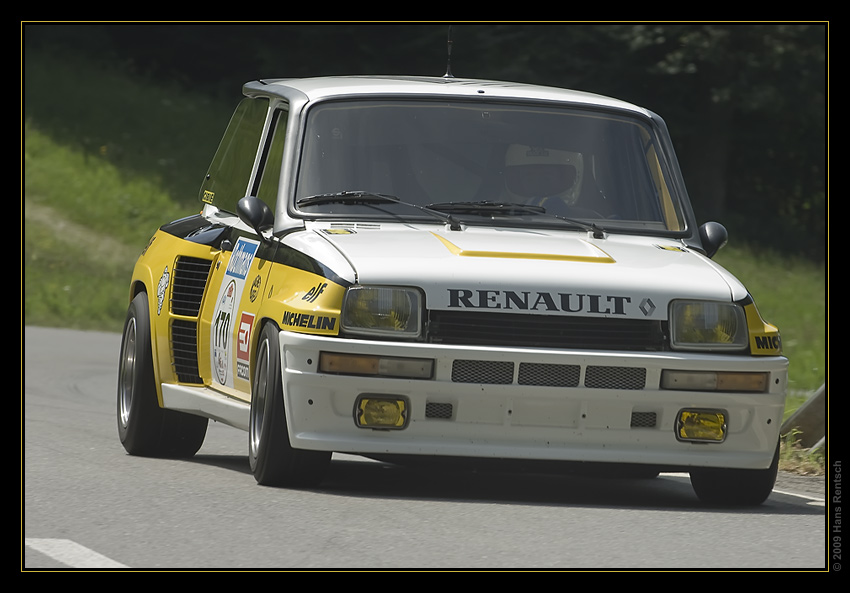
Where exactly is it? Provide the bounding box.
[117,292,208,458]
[689,442,780,506]
[248,323,330,487]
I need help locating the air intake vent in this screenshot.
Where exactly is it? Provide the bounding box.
[585,366,646,390]
[171,257,212,316]
[168,256,212,385]
[425,402,454,419]
[452,360,514,384]
[172,319,202,383]
[630,411,658,428]
[518,362,580,387]
[449,358,646,391]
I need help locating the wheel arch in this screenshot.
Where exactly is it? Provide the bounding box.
[126,273,167,408]
[249,315,281,396]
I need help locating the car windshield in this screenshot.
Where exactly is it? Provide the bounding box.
[295,100,686,233]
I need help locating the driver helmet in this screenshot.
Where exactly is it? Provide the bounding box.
[504,144,583,205]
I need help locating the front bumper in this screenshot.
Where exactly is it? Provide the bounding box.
[279,331,788,471]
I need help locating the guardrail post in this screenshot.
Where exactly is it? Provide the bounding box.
[780,384,825,449]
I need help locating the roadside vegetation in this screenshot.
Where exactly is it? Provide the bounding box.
[22,47,826,475]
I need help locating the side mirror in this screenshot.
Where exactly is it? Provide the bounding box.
[237,196,274,238]
[698,221,728,259]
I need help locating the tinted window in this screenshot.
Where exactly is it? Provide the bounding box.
[200,97,269,213]
[296,100,685,233]
[255,108,287,211]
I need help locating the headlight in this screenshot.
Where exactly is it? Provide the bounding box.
[341,286,423,338]
[669,300,748,352]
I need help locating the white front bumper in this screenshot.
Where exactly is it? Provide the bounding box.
[278,331,788,470]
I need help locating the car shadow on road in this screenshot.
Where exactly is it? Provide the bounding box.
[210,453,821,515]
[188,423,823,514]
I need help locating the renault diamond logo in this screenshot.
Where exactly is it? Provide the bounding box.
[639,298,656,317]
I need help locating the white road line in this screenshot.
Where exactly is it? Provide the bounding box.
[772,489,826,506]
[25,538,128,569]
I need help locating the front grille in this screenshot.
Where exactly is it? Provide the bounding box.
[450,360,646,390]
[452,360,514,384]
[428,310,666,351]
[585,366,646,390]
[518,362,580,387]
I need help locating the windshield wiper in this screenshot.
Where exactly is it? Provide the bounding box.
[425,201,546,215]
[427,201,605,238]
[297,191,462,231]
[297,191,401,207]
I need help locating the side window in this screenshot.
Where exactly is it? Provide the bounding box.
[255,107,288,211]
[199,97,269,213]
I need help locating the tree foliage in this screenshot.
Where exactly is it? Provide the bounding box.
[24,23,827,260]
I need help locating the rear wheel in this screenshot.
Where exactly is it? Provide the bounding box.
[689,441,780,506]
[248,323,330,487]
[117,292,208,458]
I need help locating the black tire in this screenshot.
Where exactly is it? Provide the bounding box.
[248,322,330,487]
[117,292,208,458]
[689,441,780,506]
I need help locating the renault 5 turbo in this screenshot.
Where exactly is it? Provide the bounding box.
[117,75,787,505]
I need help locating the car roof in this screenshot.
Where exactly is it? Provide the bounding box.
[243,75,651,116]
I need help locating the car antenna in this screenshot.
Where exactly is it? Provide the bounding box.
[443,25,454,78]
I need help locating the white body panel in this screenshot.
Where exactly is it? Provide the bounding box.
[277,331,787,469]
[268,224,785,470]
[311,222,746,316]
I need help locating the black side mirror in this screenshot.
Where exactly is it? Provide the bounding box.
[237,196,275,238]
[698,221,728,259]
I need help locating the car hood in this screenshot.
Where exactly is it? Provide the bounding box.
[308,224,746,321]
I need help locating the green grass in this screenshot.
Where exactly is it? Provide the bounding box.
[23,47,826,473]
[23,122,195,331]
[713,245,826,413]
[24,48,230,331]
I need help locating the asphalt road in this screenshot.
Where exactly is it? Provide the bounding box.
[23,326,828,570]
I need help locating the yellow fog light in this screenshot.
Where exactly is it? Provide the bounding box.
[355,396,408,429]
[676,409,727,442]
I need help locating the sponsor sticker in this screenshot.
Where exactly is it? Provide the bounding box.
[282,310,337,332]
[236,312,255,381]
[157,266,169,315]
[249,275,261,302]
[213,279,237,385]
[210,237,261,387]
[226,238,260,280]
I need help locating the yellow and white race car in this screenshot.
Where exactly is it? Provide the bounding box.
[117,75,787,505]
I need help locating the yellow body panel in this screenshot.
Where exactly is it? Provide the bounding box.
[744,302,782,356]
[129,231,218,405]
[130,228,344,406]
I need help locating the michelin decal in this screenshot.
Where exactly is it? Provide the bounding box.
[211,237,260,387]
